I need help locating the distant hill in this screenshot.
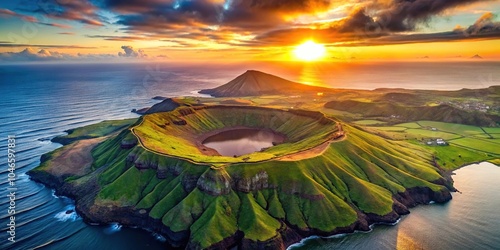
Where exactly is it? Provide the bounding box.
[325,100,500,126]
[132,98,182,115]
[199,70,331,97]
[429,86,500,98]
[471,54,483,59]
[377,92,424,105]
[146,98,181,114]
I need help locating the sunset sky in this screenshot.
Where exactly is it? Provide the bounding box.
[1,0,500,62]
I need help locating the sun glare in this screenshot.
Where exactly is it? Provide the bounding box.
[293,41,326,61]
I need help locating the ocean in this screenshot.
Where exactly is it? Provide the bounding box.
[290,162,500,250]
[0,62,499,249]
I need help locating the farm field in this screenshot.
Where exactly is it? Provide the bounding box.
[353,120,499,156]
[353,120,387,126]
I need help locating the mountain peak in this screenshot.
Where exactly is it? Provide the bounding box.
[471,54,483,59]
[38,49,52,56]
[199,70,330,97]
[20,47,37,55]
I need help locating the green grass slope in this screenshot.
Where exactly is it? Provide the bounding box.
[53,119,453,249]
[51,118,138,145]
[132,106,337,163]
[325,100,499,126]
[30,104,472,249]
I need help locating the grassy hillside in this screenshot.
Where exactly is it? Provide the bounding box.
[132,106,337,163]
[52,118,138,145]
[83,122,453,249]
[28,103,470,249]
[325,100,499,126]
[26,70,500,249]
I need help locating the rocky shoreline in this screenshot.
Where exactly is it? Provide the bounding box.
[28,154,453,250]
[26,103,460,249]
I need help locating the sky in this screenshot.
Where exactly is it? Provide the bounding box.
[0,0,500,62]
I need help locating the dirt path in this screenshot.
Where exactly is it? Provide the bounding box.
[276,134,346,161]
[276,124,346,161]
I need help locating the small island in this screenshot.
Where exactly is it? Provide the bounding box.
[28,70,499,249]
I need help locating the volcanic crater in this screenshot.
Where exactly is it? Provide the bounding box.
[131,105,339,164]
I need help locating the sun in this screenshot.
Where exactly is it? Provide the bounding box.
[293,41,326,61]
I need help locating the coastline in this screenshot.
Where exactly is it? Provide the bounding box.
[28,145,454,249]
[286,161,500,250]
[24,102,496,249]
[4,62,499,250]
[287,161,500,249]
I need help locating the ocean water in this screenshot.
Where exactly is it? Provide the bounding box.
[291,162,500,250]
[0,62,499,249]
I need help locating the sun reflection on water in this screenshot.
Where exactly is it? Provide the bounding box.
[298,63,328,87]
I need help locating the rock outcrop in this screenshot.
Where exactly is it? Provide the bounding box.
[145,98,181,114]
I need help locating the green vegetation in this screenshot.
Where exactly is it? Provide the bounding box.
[132,106,337,163]
[353,120,387,126]
[26,72,500,250]
[449,138,500,155]
[482,127,500,134]
[52,118,138,145]
[429,145,491,170]
[324,100,499,127]
[404,129,461,140]
[48,113,456,248]
[30,102,498,249]
[370,126,407,132]
[354,120,499,160]
[417,121,485,135]
[394,122,421,129]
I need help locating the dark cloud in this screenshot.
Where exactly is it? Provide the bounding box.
[38,22,71,29]
[118,45,147,57]
[0,42,97,49]
[330,12,500,46]
[370,0,484,32]
[0,8,71,28]
[245,0,330,11]
[251,1,497,46]
[86,35,145,41]
[19,0,104,26]
[2,0,498,50]
[105,0,492,46]
[109,0,334,37]
[464,12,500,35]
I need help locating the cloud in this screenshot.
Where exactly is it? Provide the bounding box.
[250,3,499,46]
[464,12,500,35]
[18,1,103,26]
[118,45,147,57]
[101,0,494,47]
[366,0,484,32]
[0,46,149,62]
[86,35,145,41]
[0,42,97,49]
[0,47,77,61]
[334,12,500,46]
[1,0,498,53]
[108,0,337,37]
[38,22,72,29]
[0,8,71,28]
